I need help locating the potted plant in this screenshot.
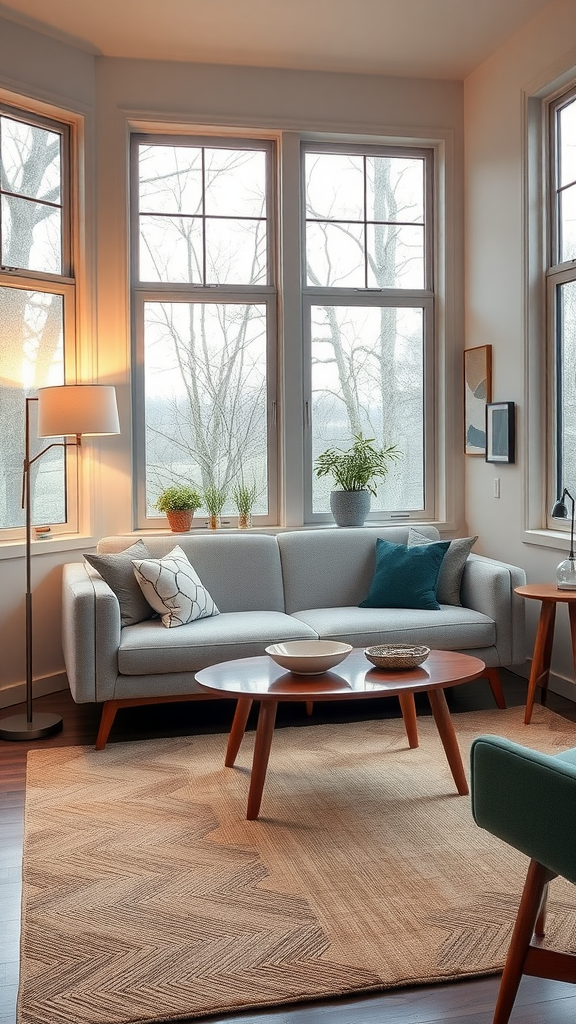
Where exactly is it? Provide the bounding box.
[153,485,202,533]
[203,485,227,530]
[314,432,401,527]
[232,481,257,529]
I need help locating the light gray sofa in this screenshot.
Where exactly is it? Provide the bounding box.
[62,526,527,748]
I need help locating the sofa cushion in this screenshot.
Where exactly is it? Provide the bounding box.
[359,538,450,610]
[132,545,219,628]
[291,605,496,651]
[98,533,286,614]
[277,526,442,614]
[408,528,478,606]
[84,539,153,627]
[117,611,317,675]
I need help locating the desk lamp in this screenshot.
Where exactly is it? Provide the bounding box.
[551,487,576,590]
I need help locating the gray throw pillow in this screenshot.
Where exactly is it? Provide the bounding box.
[407,529,478,606]
[84,540,154,626]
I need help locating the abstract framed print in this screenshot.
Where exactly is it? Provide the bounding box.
[464,345,492,455]
[486,401,515,463]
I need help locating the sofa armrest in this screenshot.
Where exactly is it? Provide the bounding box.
[460,554,526,667]
[62,562,121,703]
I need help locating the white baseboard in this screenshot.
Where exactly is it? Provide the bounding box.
[0,671,69,710]
[514,660,576,703]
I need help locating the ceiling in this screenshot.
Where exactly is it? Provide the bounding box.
[0,0,557,80]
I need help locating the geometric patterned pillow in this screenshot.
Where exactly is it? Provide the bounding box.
[132,545,219,628]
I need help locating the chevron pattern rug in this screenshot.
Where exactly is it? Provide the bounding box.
[19,705,576,1024]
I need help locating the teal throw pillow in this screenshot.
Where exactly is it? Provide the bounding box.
[359,538,450,611]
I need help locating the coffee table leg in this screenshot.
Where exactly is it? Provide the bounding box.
[247,700,278,820]
[398,691,419,748]
[225,698,253,767]
[427,688,469,796]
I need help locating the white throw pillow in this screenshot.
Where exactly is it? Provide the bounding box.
[132,545,219,628]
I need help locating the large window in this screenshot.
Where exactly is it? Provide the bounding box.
[549,88,576,508]
[0,104,77,538]
[132,136,276,526]
[303,145,433,519]
[133,133,435,527]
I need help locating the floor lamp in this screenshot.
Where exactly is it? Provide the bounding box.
[0,384,120,741]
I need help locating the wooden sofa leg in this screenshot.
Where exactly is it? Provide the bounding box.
[485,667,506,709]
[95,700,120,750]
[305,701,314,716]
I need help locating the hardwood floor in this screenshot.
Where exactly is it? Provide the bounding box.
[1,672,576,1024]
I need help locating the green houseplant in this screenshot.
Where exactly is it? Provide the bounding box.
[232,481,257,529]
[154,485,202,533]
[203,485,227,530]
[314,432,401,527]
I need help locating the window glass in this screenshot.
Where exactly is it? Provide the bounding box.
[0,115,63,274]
[305,150,426,289]
[310,304,424,513]
[0,106,73,539]
[551,90,576,504]
[138,143,267,285]
[143,300,269,517]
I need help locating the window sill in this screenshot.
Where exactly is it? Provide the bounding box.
[522,528,574,552]
[0,534,99,561]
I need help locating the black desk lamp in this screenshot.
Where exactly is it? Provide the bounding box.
[551,487,576,590]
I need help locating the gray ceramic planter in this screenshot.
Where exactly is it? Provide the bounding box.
[329,489,371,527]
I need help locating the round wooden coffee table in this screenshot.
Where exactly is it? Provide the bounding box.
[196,648,485,819]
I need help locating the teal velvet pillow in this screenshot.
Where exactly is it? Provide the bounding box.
[359,538,450,610]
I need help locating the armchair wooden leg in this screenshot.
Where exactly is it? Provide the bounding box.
[484,668,506,709]
[493,860,556,1024]
[305,701,314,716]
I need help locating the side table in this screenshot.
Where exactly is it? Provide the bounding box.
[514,583,576,724]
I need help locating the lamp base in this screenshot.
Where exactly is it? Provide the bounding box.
[0,711,63,741]
[556,557,576,591]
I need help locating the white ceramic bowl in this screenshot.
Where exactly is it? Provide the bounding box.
[265,640,353,675]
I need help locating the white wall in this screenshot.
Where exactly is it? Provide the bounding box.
[464,0,576,697]
[1,16,466,707]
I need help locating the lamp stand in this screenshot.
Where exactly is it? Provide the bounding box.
[0,398,67,741]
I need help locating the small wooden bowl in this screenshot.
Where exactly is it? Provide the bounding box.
[364,644,430,670]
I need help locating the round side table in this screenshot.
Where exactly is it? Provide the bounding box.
[515,583,576,723]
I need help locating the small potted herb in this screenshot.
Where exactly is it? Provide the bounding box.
[232,481,257,529]
[153,485,202,533]
[203,485,227,530]
[314,433,401,526]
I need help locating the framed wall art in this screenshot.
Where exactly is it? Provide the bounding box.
[486,401,515,463]
[464,345,492,455]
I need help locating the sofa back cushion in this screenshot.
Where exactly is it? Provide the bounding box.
[277,526,440,614]
[96,533,285,613]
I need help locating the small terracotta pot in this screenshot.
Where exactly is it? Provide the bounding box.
[166,510,193,532]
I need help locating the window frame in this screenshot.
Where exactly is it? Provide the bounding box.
[0,101,79,542]
[546,83,576,532]
[301,141,436,524]
[130,132,279,530]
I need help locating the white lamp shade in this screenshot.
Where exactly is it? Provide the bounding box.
[37,385,120,438]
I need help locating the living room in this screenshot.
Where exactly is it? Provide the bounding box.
[1,1,576,1023]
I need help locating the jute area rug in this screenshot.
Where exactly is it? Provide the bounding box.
[19,705,576,1024]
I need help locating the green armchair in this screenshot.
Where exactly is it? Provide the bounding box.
[470,734,576,1024]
